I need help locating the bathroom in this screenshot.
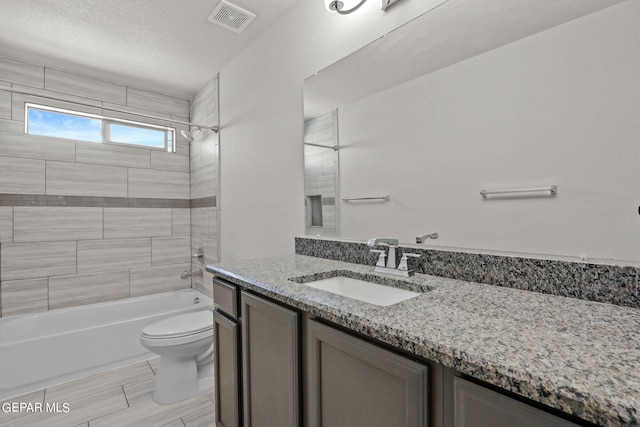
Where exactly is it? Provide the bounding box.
[1,0,639,426]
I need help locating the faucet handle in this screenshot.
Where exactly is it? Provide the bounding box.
[403,253,422,258]
[370,249,387,267]
[398,253,421,271]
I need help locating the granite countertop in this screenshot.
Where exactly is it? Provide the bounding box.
[206,255,640,427]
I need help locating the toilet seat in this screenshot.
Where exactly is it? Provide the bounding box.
[142,310,213,339]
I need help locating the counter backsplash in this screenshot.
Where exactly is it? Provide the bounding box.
[295,237,640,309]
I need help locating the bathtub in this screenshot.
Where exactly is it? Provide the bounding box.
[0,289,213,401]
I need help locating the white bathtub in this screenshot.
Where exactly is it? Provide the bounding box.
[0,289,213,401]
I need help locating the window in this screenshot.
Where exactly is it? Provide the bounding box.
[25,103,176,152]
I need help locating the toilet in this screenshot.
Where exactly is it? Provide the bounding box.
[140,310,214,404]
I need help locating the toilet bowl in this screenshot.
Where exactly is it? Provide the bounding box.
[140,310,214,404]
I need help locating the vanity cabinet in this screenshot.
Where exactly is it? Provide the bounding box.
[241,291,300,427]
[213,274,585,427]
[453,378,579,427]
[307,319,429,427]
[213,310,241,427]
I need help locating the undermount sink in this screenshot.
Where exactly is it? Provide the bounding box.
[289,271,428,307]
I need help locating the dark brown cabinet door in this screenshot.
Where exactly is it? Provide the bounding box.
[241,291,300,427]
[453,378,579,427]
[308,320,429,427]
[214,310,240,427]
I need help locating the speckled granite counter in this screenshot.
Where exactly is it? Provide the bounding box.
[206,255,640,427]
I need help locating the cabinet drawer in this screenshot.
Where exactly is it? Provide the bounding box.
[454,377,579,427]
[213,278,239,319]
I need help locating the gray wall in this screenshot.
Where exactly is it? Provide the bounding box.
[0,57,218,317]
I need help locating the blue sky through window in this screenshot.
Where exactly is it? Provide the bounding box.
[28,109,102,142]
[109,124,165,148]
[26,105,174,150]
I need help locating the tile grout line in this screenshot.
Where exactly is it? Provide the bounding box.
[121,385,130,408]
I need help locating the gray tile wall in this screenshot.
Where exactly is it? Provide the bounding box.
[189,75,220,299]
[0,57,195,317]
[304,110,340,237]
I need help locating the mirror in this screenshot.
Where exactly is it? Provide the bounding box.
[304,109,340,237]
[303,0,640,264]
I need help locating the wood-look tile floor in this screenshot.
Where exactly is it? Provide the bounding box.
[0,358,215,427]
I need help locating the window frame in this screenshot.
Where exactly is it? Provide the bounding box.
[24,103,177,152]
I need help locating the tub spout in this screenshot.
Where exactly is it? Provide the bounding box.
[181,270,203,279]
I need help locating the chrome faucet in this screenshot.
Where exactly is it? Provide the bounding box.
[367,237,416,277]
[416,233,438,244]
[367,238,399,267]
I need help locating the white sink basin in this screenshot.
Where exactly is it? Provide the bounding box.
[302,276,421,306]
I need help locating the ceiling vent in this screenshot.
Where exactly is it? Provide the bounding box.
[207,0,256,34]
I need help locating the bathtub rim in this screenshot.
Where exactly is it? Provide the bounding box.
[0,289,214,401]
[0,289,213,346]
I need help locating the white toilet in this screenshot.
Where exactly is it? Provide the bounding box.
[140,310,214,404]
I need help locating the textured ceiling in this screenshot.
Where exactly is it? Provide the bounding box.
[0,0,297,99]
[0,0,627,101]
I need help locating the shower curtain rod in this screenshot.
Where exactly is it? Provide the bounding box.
[4,87,220,133]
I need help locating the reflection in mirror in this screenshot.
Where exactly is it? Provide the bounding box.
[302,0,640,265]
[304,110,340,237]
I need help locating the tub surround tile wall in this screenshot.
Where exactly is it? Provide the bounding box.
[77,238,152,273]
[44,68,127,105]
[0,118,20,133]
[13,206,103,242]
[0,60,220,317]
[0,278,48,317]
[46,161,129,197]
[129,263,193,297]
[0,209,193,315]
[75,142,151,169]
[0,206,12,242]
[48,270,130,310]
[0,57,43,87]
[0,194,191,209]
[126,87,190,118]
[190,196,217,209]
[150,143,190,172]
[0,57,195,318]
[189,75,219,300]
[151,236,191,265]
[0,91,9,119]
[103,208,172,239]
[295,236,640,309]
[0,133,77,162]
[10,90,103,118]
[1,241,77,281]
[127,168,190,199]
[0,156,45,194]
[171,208,191,235]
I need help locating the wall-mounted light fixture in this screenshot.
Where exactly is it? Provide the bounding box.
[324,0,368,14]
[325,0,400,14]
